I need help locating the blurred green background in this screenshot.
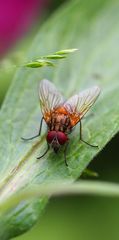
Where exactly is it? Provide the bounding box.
[0,0,119,240]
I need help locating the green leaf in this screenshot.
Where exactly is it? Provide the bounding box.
[0,0,119,239]
[1,181,119,216]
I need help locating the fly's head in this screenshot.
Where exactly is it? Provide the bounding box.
[47,131,68,153]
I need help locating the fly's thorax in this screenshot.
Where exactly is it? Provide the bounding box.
[48,112,72,133]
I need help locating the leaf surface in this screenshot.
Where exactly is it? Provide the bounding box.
[0,0,119,238]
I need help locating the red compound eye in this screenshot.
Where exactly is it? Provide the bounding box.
[57,131,68,145]
[47,131,56,143]
[47,131,68,145]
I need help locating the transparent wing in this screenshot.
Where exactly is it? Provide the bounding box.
[39,79,64,115]
[64,86,101,120]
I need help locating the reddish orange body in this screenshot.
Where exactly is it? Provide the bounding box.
[43,105,81,154]
[44,106,80,132]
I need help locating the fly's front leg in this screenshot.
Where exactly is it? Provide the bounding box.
[79,120,98,148]
[64,142,69,166]
[21,117,44,141]
[37,144,50,159]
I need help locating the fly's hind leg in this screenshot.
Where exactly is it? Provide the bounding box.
[79,120,98,148]
[21,117,44,141]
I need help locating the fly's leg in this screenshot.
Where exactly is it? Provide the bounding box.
[37,144,50,159]
[21,117,44,141]
[79,120,98,148]
[64,142,69,166]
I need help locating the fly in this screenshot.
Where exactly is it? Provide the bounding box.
[22,79,101,166]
